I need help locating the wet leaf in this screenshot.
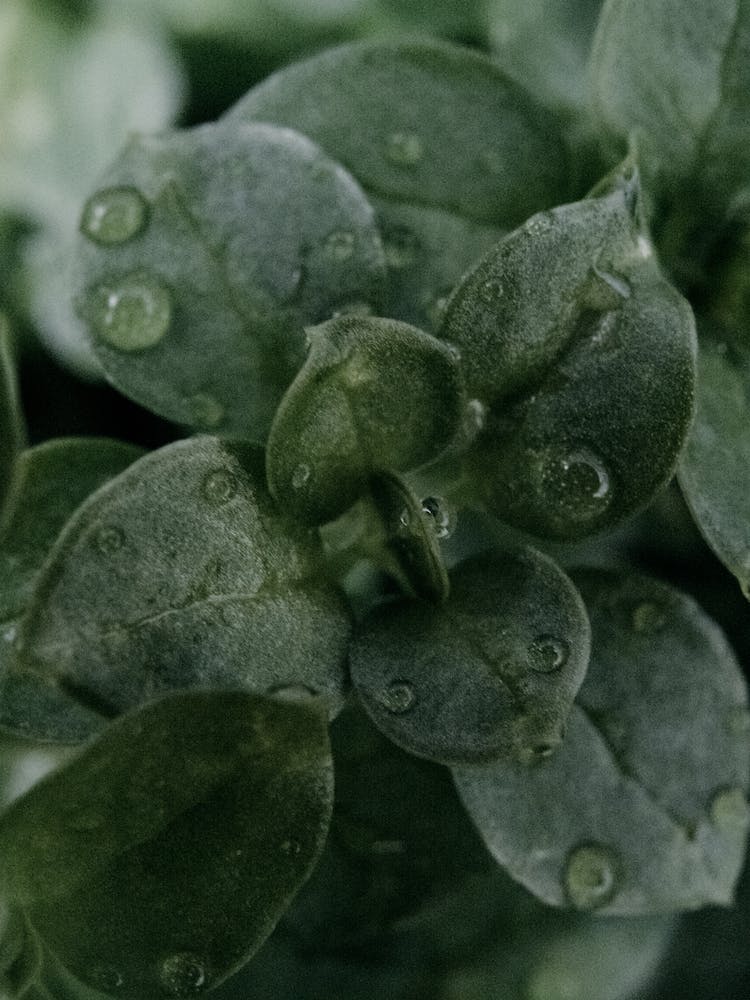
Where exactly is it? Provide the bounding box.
[441,172,696,539]
[454,569,750,914]
[350,548,590,765]
[266,316,463,525]
[75,120,386,440]
[679,333,750,599]
[0,316,25,520]
[0,690,334,999]
[11,437,351,742]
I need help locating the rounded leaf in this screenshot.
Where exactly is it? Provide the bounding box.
[0,690,334,998]
[454,569,750,914]
[266,315,464,525]
[350,548,590,764]
[75,120,386,440]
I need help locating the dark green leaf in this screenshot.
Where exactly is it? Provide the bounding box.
[0,908,42,999]
[0,690,333,998]
[75,120,386,440]
[678,333,750,599]
[11,437,351,742]
[589,0,750,207]
[226,38,571,228]
[441,174,696,539]
[0,316,25,520]
[266,316,464,526]
[454,569,750,914]
[350,548,590,764]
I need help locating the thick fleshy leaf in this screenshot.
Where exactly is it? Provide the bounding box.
[350,548,590,765]
[589,0,750,206]
[0,907,41,999]
[0,316,24,519]
[441,173,696,539]
[226,38,571,228]
[74,120,386,440]
[266,316,463,525]
[0,690,334,998]
[10,437,351,742]
[679,333,750,599]
[454,569,750,914]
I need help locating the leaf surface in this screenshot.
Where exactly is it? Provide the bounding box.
[0,317,24,520]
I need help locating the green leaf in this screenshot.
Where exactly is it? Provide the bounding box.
[350,548,590,765]
[226,37,571,228]
[266,315,464,525]
[441,173,697,539]
[10,437,351,742]
[0,316,25,519]
[678,333,750,599]
[74,120,386,440]
[589,0,750,207]
[454,569,750,914]
[0,690,334,998]
[0,907,41,999]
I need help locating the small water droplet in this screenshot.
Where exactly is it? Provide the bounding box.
[267,684,318,703]
[88,272,172,351]
[2,624,17,645]
[396,507,411,534]
[727,706,750,737]
[385,131,423,166]
[709,787,750,832]
[324,229,355,261]
[201,469,238,505]
[383,225,421,269]
[528,636,569,673]
[525,212,555,238]
[292,464,311,489]
[280,839,302,855]
[631,601,666,634]
[540,447,612,525]
[479,278,503,305]
[90,965,124,991]
[80,187,148,246]
[188,393,225,430]
[563,843,620,910]
[444,341,461,362]
[378,680,416,714]
[95,526,124,556]
[420,496,456,540]
[465,398,487,433]
[159,953,208,996]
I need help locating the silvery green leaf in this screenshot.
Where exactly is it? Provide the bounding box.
[11,437,351,741]
[0,690,333,999]
[454,569,750,914]
[351,548,590,765]
[678,333,750,599]
[266,316,463,526]
[75,121,386,440]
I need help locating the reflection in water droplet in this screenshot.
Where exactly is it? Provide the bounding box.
[90,965,124,992]
[383,225,421,269]
[378,680,416,714]
[95,526,125,556]
[528,636,569,673]
[420,496,456,540]
[267,684,318,703]
[385,131,423,166]
[631,601,665,634]
[188,393,225,430]
[709,787,750,832]
[159,953,208,996]
[541,447,612,526]
[324,230,355,261]
[201,469,238,505]
[564,843,620,909]
[81,187,148,246]
[292,464,311,489]
[88,272,172,351]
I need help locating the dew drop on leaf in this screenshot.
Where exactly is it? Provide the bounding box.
[528,635,570,673]
[80,187,149,246]
[420,496,456,540]
[540,448,612,526]
[200,469,238,505]
[631,601,666,634]
[709,787,750,832]
[158,953,208,997]
[385,131,423,166]
[323,230,355,261]
[291,464,311,489]
[94,526,125,556]
[187,393,225,430]
[87,272,172,351]
[563,843,621,910]
[378,680,416,714]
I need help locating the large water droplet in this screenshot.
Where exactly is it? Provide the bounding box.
[88,272,172,351]
[188,393,225,430]
[323,229,355,261]
[95,525,125,556]
[80,187,148,246]
[201,469,238,505]
[383,225,420,269]
[709,787,750,832]
[541,447,612,525]
[528,635,569,673]
[159,953,208,996]
[385,131,423,166]
[292,464,311,489]
[631,600,665,634]
[378,680,416,714]
[420,496,456,540]
[564,843,620,909]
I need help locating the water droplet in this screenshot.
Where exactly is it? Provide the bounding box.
[81,187,149,246]
[188,393,225,430]
[727,706,750,737]
[420,496,456,540]
[201,469,238,505]
[280,839,302,855]
[324,229,355,261]
[378,680,416,714]
[563,843,620,910]
[385,131,423,166]
[479,278,503,305]
[444,341,461,362]
[267,684,318,703]
[383,225,421,269]
[528,636,569,673]
[709,787,750,832]
[631,601,665,634]
[95,526,125,556]
[159,953,208,996]
[396,507,411,534]
[465,398,487,435]
[540,447,613,525]
[3,624,18,645]
[90,965,124,991]
[292,464,310,489]
[88,272,172,351]
[525,212,555,238]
